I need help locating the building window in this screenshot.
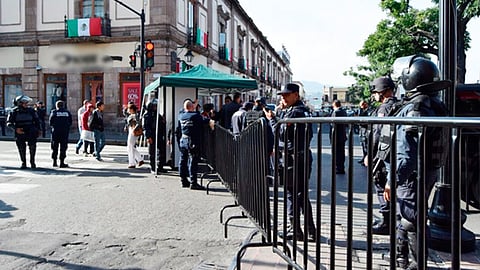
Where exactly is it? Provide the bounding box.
[119,73,140,115]
[2,75,22,109]
[81,0,104,18]
[82,74,103,105]
[45,74,67,112]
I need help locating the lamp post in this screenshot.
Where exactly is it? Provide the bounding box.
[113,0,146,100]
[184,50,194,63]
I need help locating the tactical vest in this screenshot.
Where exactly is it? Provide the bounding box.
[377,93,448,169]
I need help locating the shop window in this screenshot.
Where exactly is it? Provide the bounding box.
[45,74,67,112]
[82,74,103,106]
[2,75,22,109]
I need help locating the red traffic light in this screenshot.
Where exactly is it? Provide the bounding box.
[145,41,154,51]
[129,54,136,68]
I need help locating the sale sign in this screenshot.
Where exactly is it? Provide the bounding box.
[122,82,141,109]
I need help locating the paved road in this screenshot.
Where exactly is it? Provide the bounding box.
[0,140,254,270]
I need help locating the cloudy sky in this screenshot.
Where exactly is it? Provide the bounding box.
[239,0,480,88]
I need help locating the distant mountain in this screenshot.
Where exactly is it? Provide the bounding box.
[302,80,324,97]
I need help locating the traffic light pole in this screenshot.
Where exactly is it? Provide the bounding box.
[113,0,146,101]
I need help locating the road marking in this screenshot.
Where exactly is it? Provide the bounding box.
[0,183,40,194]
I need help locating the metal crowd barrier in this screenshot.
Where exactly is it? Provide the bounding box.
[201,119,275,269]
[270,116,479,270]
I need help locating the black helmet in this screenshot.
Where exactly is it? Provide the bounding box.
[14,95,32,106]
[401,56,439,91]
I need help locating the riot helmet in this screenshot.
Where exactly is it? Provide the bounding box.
[14,95,32,106]
[401,56,439,91]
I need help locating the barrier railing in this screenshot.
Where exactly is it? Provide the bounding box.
[270,116,479,270]
[201,119,275,269]
[202,116,479,270]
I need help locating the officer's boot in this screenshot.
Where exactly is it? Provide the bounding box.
[396,225,410,269]
[29,145,36,168]
[53,159,58,167]
[19,147,27,169]
[279,217,304,241]
[373,213,390,235]
[406,231,418,270]
[60,159,68,168]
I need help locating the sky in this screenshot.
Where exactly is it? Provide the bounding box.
[239,0,480,89]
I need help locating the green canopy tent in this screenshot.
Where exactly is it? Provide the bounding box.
[142,64,258,172]
[144,64,258,94]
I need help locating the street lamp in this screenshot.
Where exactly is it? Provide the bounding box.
[184,50,194,63]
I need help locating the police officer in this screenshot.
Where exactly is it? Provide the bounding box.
[266,83,316,241]
[49,100,72,168]
[6,95,41,169]
[0,106,6,136]
[330,100,347,174]
[382,56,448,269]
[35,101,47,138]
[368,77,398,235]
[178,99,210,190]
[143,99,167,174]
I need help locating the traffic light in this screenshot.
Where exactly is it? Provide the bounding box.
[145,41,154,70]
[129,54,136,69]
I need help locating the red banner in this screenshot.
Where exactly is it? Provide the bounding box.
[122,82,141,109]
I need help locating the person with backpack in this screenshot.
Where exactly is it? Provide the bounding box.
[381,56,449,269]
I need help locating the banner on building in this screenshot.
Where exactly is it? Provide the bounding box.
[67,18,102,37]
[122,82,141,109]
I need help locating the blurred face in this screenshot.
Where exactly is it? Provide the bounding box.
[373,91,383,102]
[280,92,298,107]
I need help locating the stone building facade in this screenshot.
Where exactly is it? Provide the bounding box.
[0,0,291,132]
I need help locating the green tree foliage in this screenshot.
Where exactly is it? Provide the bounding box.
[346,0,480,99]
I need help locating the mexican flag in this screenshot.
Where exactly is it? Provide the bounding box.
[67,18,102,37]
[196,27,208,48]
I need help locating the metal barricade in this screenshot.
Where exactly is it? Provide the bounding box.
[269,116,479,270]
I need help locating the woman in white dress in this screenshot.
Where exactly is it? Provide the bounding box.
[126,104,144,168]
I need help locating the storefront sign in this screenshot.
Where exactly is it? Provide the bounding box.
[122,82,141,109]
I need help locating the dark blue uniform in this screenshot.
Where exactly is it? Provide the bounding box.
[49,107,72,164]
[381,92,446,267]
[371,96,398,216]
[6,106,40,168]
[178,110,207,186]
[330,107,347,173]
[270,100,315,238]
[143,107,167,173]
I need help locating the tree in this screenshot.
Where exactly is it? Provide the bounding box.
[347,0,480,95]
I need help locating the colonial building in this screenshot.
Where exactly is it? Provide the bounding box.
[0,0,291,132]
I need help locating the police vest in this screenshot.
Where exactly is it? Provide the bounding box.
[377,93,448,169]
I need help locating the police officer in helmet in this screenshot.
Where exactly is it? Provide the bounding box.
[383,55,449,269]
[6,95,41,169]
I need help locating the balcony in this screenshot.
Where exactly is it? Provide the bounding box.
[64,16,111,38]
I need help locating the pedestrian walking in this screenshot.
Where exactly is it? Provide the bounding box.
[126,103,144,168]
[49,100,72,168]
[90,101,106,161]
[6,95,41,169]
[75,100,89,155]
[81,103,95,156]
[330,100,347,174]
[265,82,316,242]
